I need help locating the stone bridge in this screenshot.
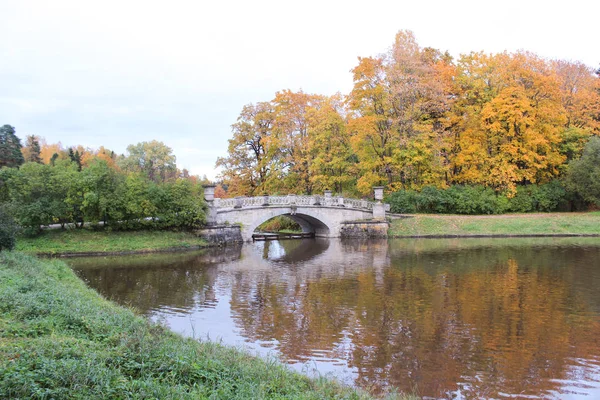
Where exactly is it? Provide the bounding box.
[203,187,390,242]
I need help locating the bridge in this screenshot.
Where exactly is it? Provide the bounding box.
[203,187,390,242]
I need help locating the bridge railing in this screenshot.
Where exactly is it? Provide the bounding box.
[214,195,389,211]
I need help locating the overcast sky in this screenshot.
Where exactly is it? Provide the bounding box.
[1,0,598,179]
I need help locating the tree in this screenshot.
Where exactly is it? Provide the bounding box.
[1,161,79,234]
[0,125,24,168]
[40,139,67,164]
[119,140,177,183]
[565,136,600,206]
[308,94,356,194]
[270,90,324,194]
[216,102,276,196]
[79,159,123,226]
[553,60,600,134]
[451,52,566,194]
[68,148,83,171]
[22,135,42,163]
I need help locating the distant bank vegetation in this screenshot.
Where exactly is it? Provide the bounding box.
[0,134,207,240]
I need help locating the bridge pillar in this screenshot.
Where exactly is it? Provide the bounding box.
[372,186,386,220]
[324,190,332,206]
[203,185,218,225]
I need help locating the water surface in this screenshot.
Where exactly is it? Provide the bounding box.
[70,238,600,399]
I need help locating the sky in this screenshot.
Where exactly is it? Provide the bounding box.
[1,0,598,179]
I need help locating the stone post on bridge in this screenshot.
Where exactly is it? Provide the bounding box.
[203,184,218,226]
[372,186,386,220]
[324,190,332,206]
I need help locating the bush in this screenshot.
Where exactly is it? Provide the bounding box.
[565,137,600,207]
[388,182,571,215]
[0,205,18,250]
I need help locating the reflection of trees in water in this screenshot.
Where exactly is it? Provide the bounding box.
[228,243,600,398]
[73,247,242,314]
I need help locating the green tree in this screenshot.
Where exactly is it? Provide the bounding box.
[79,159,123,226]
[565,136,600,206]
[0,162,78,234]
[68,148,83,171]
[0,125,24,168]
[119,141,177,183]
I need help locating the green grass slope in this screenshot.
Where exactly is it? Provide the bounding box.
[389,212,600,237]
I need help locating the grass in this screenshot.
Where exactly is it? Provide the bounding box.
[15,229,208,255]
[0,252,416,399]
[389,212,600,237]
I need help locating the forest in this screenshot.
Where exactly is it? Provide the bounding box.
[216,30,600,211]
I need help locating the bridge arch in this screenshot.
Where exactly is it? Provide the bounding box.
[225,207,335,242]
[250,209,331,237]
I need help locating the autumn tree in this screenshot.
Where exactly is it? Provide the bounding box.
[271,90,324,194]
[451,52,566,194]
[307,94,356,194]
[347,30,449,194]
[216,102,276,196]
[39,139,67,164]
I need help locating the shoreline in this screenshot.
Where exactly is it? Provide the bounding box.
[35,244,214,258]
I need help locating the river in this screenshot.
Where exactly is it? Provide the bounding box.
[69,238,600,399]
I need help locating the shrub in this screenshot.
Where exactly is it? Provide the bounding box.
[388,183,570,215]
[0,205,18,250]
[565,137,600,207]
[387,190,419,213]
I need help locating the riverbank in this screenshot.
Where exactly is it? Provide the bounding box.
[0,252,409,399]
[389,212,600,237]
[15,229,209,256]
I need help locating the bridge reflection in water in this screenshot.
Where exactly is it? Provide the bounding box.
[71,238,600,399]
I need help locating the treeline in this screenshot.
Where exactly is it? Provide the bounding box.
[217,30,600,204]
[0,126,206,236]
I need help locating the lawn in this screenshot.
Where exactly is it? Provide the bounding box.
[15,229,208,255]
[389,212,600,237]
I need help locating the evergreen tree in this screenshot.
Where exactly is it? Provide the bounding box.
[0,125,24,168]
[23,135,42,163]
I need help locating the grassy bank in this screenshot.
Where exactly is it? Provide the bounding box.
[389,212,600,237]
[0,252,407,399]
[15,229,208,255]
